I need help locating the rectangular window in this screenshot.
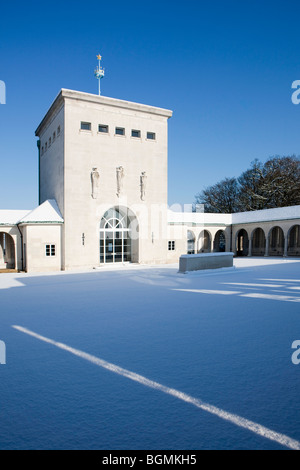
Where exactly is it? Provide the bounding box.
[57,125,61,135]
[98,124,109,133]
[81,122,91,131]
[131,129,141,138]
[46,244,56,257]
[168,241,175,251]
[115,127,125,136]
[53,131,56,141]
[147,132,156,140]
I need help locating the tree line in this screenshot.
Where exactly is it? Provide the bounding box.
[195,156,300,213]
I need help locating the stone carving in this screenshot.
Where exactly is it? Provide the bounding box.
[140,171,147,201]
[91,168,100,199]
[116,166,124,197]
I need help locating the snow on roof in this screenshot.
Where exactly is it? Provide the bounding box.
[232,205,300,225]
[19,200,63,224]
[168,205,300,226]
[167,210,232,225]
[0,210,31,226]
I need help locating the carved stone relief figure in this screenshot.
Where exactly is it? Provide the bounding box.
[140,171,147,201]
[91,168,100,199]
[116,166,124,197]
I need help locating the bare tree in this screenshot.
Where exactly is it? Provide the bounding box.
[260,156,300,208]
[237,159,266,211]
[195,156,300,213]
[195,177,240,213]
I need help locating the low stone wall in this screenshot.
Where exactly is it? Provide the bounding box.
[179,252,234,273]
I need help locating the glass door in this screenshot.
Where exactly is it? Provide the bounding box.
[100,209,132,264]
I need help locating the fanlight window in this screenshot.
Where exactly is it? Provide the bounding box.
[100,209,131,263]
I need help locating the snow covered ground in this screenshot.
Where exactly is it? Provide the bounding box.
[0,257,300,450]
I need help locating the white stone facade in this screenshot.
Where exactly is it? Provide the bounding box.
[0,89,300,272]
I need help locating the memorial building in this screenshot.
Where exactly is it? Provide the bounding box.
[0,63,300,272]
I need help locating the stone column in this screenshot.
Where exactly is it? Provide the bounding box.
[264,236,270,257]
[284,235,289,258]
[248,237,253,257]
[210,237,214,253]
[0,233,5,268]
[232,233,237,256]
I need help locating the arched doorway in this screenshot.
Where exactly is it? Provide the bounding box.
[100,208,134,264]
[236,229,249,257]
[0,233,16,269]
[187,230,196,254]
[198,230,212,253]
[252,228,266,256]
[214,230,226,252]
[288,225,300,257]
[269,226,284,256]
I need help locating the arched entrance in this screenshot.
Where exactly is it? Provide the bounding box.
[236,229,249,257]
[288,225,300,257]
[252,228,266,256]
[214,230,226,252]
[187,230,196,254]
[0,232,16,270]
[100,207,136,264]
[198,230,212,253]
[269,226,284,256]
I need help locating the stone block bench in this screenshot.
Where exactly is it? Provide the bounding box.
[179,252,234,273]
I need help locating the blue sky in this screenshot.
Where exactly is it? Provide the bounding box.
[0,0,300,209]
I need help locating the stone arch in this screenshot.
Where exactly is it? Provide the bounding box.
[268,226,285,257]
[288,225,300,257]
[198,230,212,253]
[0,232,16,270]
[187,230,196,254]
[236,229,249,257]
[214,230,226,253]
[251,228,266,257]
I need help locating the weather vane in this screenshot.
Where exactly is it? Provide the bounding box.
[94,54,105,96]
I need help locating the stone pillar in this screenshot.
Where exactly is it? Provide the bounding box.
[248,237,253,257]
[232,233,237,256]
[265,236,270,257]
[0,233,5,268]
[195,236,198,254]
[210,237,214,254]
[284,235,289,258]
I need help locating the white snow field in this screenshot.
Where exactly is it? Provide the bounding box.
[0,257,300,450]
